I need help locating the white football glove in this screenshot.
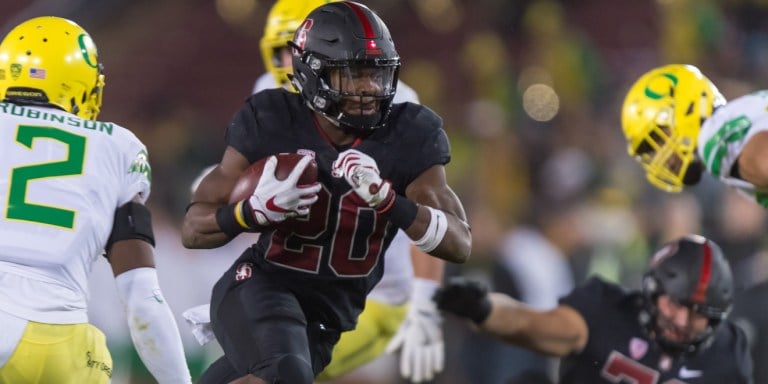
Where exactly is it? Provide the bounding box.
[386,278,445,383]
[332,149,393,208]
[247,155,321,225]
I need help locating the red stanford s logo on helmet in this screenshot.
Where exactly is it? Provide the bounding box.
[293,19,313,51]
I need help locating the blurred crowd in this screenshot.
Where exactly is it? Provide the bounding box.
[3,0,768,382]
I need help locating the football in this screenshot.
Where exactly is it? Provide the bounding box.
[229,153,318,204]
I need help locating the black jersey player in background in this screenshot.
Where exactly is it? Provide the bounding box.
[181,2,471,384]
[435,235,752,384]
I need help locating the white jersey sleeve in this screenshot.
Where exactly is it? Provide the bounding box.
[0,103,152,323]
[393,80,420,104]
[252,73,278,94]
[699,91,768,205]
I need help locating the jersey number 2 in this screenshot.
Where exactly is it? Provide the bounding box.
[6,125,85,229]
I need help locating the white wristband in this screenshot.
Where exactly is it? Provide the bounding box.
[413,206,448,253]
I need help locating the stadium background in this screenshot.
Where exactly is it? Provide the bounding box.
[1,0,767,383]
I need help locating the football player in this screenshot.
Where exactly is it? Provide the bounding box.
[436,235,752,383]
[181,2,471,384]
[621,64,768,206]
[259,1,445,382]
[623,64,768,384]
[183,1,446,382]
[0,17,192,383]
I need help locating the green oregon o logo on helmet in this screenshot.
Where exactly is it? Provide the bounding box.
[78,34,98,69]
[644,73,678,100]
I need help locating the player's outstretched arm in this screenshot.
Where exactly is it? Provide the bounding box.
[107,198,192,384]
[434,278,588,357]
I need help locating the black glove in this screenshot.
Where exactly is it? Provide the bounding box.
[433,277,492,324]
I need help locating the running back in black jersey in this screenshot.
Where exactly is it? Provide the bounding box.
[223,88,450,331]
[558,277,752,384]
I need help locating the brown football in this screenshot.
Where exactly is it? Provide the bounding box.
[229,153,318,204]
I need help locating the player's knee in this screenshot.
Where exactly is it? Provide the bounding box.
[274,354,314,384]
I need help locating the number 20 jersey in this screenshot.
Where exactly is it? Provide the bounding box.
[224,89,451,331]
[0,103,151,324]
[559,277,751,383]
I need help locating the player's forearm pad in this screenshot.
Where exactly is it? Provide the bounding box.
[116,267,192,384]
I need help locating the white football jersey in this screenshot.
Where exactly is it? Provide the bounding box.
[0,103,151,324]
[253,73,419,305]
[699,91,768,205]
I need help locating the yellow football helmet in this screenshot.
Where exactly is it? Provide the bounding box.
[260,0,339,89]
[621,64,725,192]
[0,16,104,120]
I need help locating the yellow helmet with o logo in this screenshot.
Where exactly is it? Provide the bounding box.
[260,0,339,89]
[621,64,725,192]
[0,16,104,120]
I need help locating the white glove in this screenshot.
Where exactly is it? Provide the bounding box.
[247,155,321,225]
[181,304,214,346]
[386,278,445,383]
[332,149,393,208]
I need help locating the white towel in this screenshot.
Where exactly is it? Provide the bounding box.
[181,304,214,346]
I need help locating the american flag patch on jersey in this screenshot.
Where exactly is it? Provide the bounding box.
[29,68,46,79]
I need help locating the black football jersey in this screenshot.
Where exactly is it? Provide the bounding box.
[223,88,450,330]
[558,277,752,384]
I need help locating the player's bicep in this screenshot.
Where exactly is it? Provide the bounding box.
[485,294,588,357]
[405,164,466,221]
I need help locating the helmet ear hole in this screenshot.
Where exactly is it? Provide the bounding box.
[70,99,79,115]
[685,102,694,115]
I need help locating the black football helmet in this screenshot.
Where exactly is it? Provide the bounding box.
[640,234,734,355]
[289,1,400,134]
